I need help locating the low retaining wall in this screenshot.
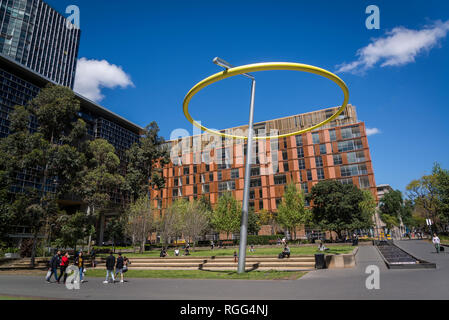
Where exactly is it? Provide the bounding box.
[325,247,358,269]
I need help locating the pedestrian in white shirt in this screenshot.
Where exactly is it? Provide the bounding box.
[432,233,441,254]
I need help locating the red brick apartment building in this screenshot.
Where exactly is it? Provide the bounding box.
[151,105,377,235]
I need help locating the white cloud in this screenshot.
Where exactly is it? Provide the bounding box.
[74,58,134,102]
[336,20,449,74]
[366,128,381,136]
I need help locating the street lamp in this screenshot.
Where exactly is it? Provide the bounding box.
[213,57,255,274]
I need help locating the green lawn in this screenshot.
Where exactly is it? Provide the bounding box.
[84,269,306,280]
[100,245,354,258]
[0,295,40,300]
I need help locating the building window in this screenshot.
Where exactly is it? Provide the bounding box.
[274,174,287,185]
[297,147,304,158]
[251,167,260,176]
[347,151,366,164]
[317,168,325,180]
[298,159,306,170]
[202,184,210,193]
[276,198,282,208]
[307,170,313,181]
[259,200,264,210]
[283,162,289,172]
[193,185,198,195]
[340,164,368,177]
[282,150,288,160]
[283,138,288,149]
[217,171,222,181]
[201,174,206,183]
[359,176,371,189]
[301,182,309,194]
[250,178,262,188]
[231,168,239,179]
[340,178,353,185]
[209,173,214,182]
[186,176,190,185]
[341,125,361,140]
[315,156,323,168]
[338,139,363,152]
[312,132,320,144]
[205,164,210,171]
[329,129,337,142]
[249,190,255,200]
[193,166,197,174]
[183,167,190,175]
[296,135,303,147]
[319,144,327,155]
[219,181,235,191]
[333,154,342,165]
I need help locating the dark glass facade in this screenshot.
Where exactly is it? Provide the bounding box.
[0,0,80,88]
[0,55,142,195]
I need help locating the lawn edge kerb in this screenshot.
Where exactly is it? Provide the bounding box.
[82,269,308,281]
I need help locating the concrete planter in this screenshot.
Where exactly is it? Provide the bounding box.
[4,253,20,259]
[325,247,358,269]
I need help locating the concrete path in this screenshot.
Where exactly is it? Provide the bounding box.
[0,240,447,300]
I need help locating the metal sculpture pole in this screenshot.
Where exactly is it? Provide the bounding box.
[238,78,256,274]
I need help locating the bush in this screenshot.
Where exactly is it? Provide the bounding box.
[19,239,34,257]
[234,235,284,246]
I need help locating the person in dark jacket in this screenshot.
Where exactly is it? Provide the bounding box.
[58,252,70,284]
[115,253,125,283]
[46,251,61,283]
[75,251,85,283]
[103,251,116,284]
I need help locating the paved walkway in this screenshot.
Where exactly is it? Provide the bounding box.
[0,240,447,300]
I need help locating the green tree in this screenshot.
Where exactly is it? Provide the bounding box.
[181,200,211,250]
[125,122,169,201]
[211,193,241,240]
[355,189,376,230]
[77,139,125,250]
[56,211,88,250]
[380,189,407,233]
[277,183,311,240]
[259,209,279,235]
[406,174,440,229]
[0,85,86,265]
[307,180,367,240]
[433,163,449,224]
[104,217,125,252]
[124,195,156,253]
[247,209,261,235]
[158,199,185,247]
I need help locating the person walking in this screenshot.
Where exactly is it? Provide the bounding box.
[75,251,85,283]
[123,256,131,276]
[115,253,125,283]
[46,251,61,283]
[433,233,441,254]
[58,252,70,284]
[233,251,238,263]
[103,251,116,284]
[90,248,96,268]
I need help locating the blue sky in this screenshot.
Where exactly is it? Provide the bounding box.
[47,0,449,193]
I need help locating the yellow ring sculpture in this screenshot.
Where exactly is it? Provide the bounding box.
[183,62,349,140]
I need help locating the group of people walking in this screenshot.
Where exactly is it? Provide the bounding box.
[45,250,130,284]
[45,250,87,284]
[104,251,130,284]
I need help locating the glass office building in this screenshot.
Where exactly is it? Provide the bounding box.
[0,0,80,88]
[0,53,143,195]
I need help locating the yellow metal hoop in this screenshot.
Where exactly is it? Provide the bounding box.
[183,62,349,140]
